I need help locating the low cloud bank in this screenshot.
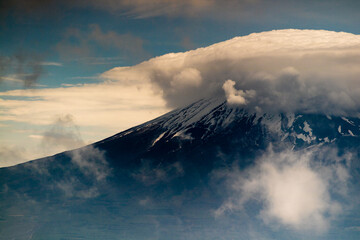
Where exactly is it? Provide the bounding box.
[103,29,360,116]
[214,147,352,233]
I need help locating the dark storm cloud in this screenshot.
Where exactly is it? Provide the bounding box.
[75,0,259,19]
[2,0,359,22]
[0,0,258,20]
[0,0,58,21]
[0,52,44,87]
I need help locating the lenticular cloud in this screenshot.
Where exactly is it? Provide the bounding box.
[103,29,360,116]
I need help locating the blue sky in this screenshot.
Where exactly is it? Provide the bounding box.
[2,0,360,90]
[1,0,360,90]
[1,0,360,165]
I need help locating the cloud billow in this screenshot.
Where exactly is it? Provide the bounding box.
[214,147,352,233]
[103,29,360,116]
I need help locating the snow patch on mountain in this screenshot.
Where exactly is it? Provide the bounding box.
[342,117,355,126]
[152,132,166,147]
[173,130,193,140]
[338,126,342,134]
[102,97,360,149]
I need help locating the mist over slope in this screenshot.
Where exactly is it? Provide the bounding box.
[1,98,360,240]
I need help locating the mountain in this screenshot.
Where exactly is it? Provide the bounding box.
[1,98,360,240]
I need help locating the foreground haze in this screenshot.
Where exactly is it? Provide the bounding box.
[1,96,360,239]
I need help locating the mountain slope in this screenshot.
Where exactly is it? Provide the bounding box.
[1,99,360,240]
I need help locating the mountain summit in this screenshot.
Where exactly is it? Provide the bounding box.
[1,98,360,239]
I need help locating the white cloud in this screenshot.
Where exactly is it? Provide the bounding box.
[171,67,202,89]
[68,146,110,182]
[222,79,255,105]
[215,147,352,233]
[103,29,360,116]
[0,82,168,128]
[258,159,333,230]
[0,81,169,167]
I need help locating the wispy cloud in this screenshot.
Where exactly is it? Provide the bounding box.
[0,52,44,87]
[71,56,125,65]
[40,114,84,154]
[66,145,110,198]
[133,160,184,186]
[82,0,220,18]
[0,75,24,83]
[39,61,63,66]
[346,226,360,231]
[56,24,148,63]
[0,74,47,87]
[29,144,111,199]
[0,82,168,127]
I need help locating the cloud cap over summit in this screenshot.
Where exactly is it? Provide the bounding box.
[103,29,360,116]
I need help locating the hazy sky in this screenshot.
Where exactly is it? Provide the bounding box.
[1,0,360,166]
